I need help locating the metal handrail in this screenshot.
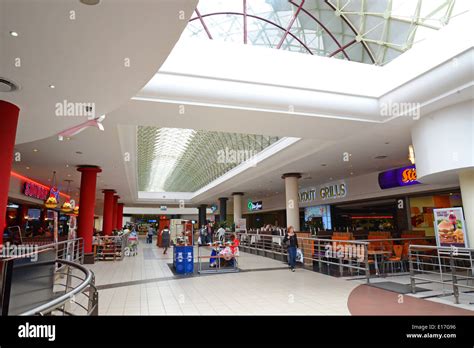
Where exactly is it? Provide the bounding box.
[409,244,474,305]
[230,232,372,282]
[19,259,96,316]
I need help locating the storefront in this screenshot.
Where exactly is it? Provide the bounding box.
[5,171,73,241]
[297,166,463,237]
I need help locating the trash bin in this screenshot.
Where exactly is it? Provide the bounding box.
[173,245,193,275]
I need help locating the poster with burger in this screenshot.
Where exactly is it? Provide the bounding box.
[433,208,469,248]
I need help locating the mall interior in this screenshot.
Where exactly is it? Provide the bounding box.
[0,0,473,318]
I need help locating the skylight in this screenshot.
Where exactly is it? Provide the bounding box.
[185,0,470,65]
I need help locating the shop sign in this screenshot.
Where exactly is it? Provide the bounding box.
[160,205,167,211]
[23,182,50,200]
[299,181,347,202]
[433,208,469,248]
[248,200,262,211]
[378,165,420,189]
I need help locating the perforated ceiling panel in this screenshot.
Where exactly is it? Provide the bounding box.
[137,126,279,192]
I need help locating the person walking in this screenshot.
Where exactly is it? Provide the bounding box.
[283,226,298,272]
[147,225,154,244]
[161,226,171,255]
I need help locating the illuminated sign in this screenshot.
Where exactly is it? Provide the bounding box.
[378,165,420,189]
[24,182,50,200]
[247,200,263,211]
[299,181,347,202]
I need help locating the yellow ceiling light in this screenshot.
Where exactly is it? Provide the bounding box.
[408,145,416,165]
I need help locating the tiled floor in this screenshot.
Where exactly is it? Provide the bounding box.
[83,237,474,316]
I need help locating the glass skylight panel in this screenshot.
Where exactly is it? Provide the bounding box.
[184,0,466,65]
[137,126,280,192]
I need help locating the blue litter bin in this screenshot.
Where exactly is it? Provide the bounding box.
[174,245,193,275]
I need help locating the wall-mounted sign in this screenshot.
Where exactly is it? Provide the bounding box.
[160,205,167,211]
[210,204,218,213]
[24,182,50,200]
[378,165,420,189]
[299,181,347,203]
[247,200,263,211]
[433,207,469,248]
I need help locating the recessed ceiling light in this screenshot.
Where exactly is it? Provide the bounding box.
[0,78,18,92]
[80,0,101,5]
[375,155,388,159]
[75,151,82,155]
[65,164,69,168]
[350,172,354,175]
[9,31,18,37]
[33,149,38,152]
[26,166,30,170]
[67,174,71,177]
[49,85,55,89]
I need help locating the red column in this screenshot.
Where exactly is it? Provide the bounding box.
[102,189,115,236]
[77,166,101,260]
[112,195,119,232]
[0,101,20,245]
[116,203,124,230]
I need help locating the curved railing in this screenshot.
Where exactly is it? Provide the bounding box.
[19,259,98,316]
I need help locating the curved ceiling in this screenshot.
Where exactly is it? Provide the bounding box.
[0,0,198,144]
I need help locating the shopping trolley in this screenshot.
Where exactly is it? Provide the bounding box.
[125,234,138,256]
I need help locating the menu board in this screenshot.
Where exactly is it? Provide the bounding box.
[433,208,469,248]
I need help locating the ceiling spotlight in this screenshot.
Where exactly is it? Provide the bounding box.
[80,0,101,5]
[350,172,354,175]
[26,166,30,170]
[65,164,69,168]
[9,31,18,37]
[0,78,18,92]
[33,149,38,152]
[49,85,55,89]
[408,145,416,165]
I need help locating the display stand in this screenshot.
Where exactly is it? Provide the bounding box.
[172,220,194,275]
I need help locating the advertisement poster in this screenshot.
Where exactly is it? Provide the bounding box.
[433,207,469,248]
[236,218,247,232]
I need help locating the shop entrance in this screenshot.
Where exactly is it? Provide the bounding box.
[332,198,399,237]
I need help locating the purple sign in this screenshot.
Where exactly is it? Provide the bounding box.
[378,165,420,189]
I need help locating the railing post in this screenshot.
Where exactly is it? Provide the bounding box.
[88,273,98,315]
[318,240,322,273]
[365,243,370,284]
[449,249,460,304]
[409,247,416,294]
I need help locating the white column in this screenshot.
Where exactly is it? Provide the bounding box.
[232,192,243,224]
[282,173,301,231]
[459,170,474,247]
